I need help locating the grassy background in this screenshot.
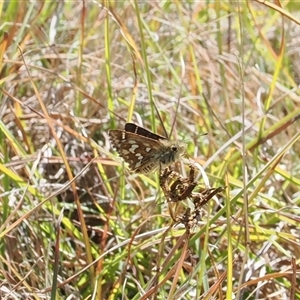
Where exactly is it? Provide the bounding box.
[1,1,300,299]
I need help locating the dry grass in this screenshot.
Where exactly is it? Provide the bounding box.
[0,1,300,299]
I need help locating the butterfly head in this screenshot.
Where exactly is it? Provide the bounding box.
[158,140,186,166]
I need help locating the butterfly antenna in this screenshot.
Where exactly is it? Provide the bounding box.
[170,54,185,137]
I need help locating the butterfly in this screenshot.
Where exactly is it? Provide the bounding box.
[109,123,186,174]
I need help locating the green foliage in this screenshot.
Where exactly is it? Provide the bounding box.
[0,1,299,299]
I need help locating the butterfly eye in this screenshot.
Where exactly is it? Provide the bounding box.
[171,145,178,152]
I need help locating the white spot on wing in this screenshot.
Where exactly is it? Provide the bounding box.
[129,144,139,153]
[122,149,129,155]
[134,161,142,168]
[135,153,143,160]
